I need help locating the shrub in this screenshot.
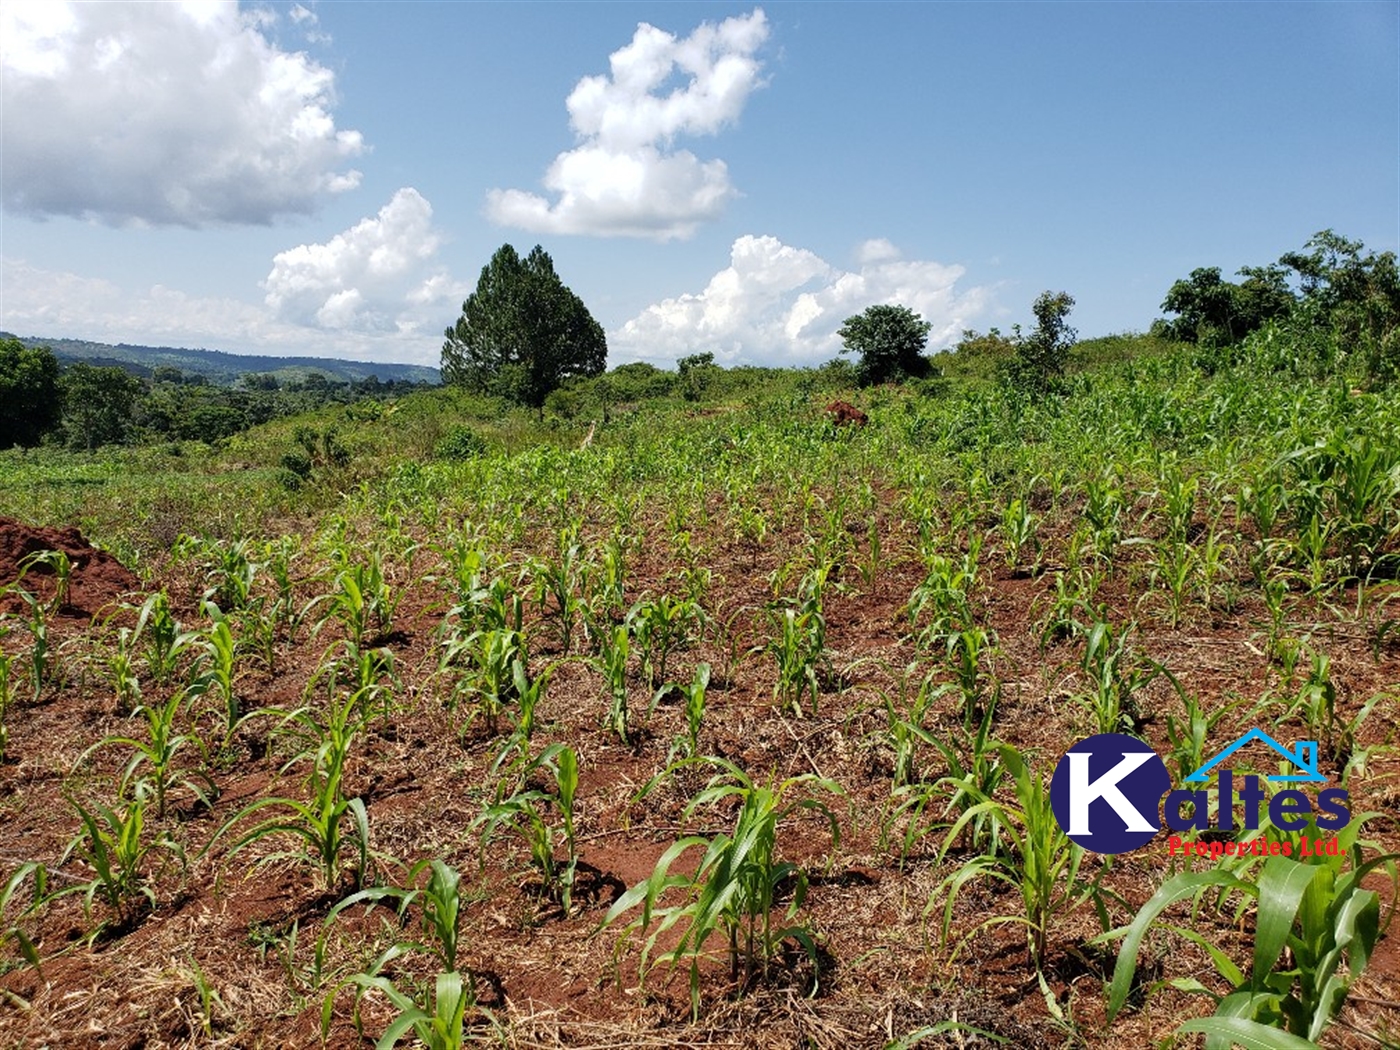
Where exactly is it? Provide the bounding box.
[435,426,487,461]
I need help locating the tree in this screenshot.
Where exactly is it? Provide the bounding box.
[1154,266,1293,346]
[61,363,144,450]
[1284,231,1400,386]
[837,304,933,386]
[1005,291,1077,394]
[442,244,607,407]
[677,352,720,401]
[0,339,63,448]
[151,366,184,385]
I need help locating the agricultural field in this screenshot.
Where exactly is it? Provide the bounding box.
[0,331,1398,1049]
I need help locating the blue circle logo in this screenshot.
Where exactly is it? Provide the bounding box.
[1050,734,1170,855]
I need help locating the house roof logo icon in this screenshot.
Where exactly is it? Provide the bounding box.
[1183,728,1325,784]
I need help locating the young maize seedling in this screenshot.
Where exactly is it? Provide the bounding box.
[627,594,701,688]
[490,658,549,776]
[931,745,1108,971]
[1071,620,1158,736]
[762,604,826,718]
[210,691,374,891]
[0,649,12,763]
[63,785,187,929]
[1144,538,1197,629]
[1,862,48,981]
[946,627,997,729]
[174,535,261,611]
[603,758,843,1019]
[662,663,710,764]
[475,744,579,913]
[78,687,217,819]
[1000,497,1040,572]
[13,591,52,700]
[132,591,201,687]
[187,602,242,748]
[106,627,143,715]
[328,970,478,1050]
[530,528,587,655]
[1100,815,1398,1047]
[18,549,72,614]
[592,625,631,744]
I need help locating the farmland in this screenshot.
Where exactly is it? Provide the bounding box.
[0,328,1397,1048]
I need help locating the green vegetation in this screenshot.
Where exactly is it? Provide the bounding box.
[837,303,934,385]
[441,243,606,407]
[0,339,62,448]
[0,230,1397,1047]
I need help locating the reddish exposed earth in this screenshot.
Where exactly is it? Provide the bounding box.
[0,516,139,615]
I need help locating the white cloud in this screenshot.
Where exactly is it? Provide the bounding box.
[1,188,470,365]
[0,0,363,226]
[262,188,465,334]
[288,3,331,46]
[0,256,444,367]
[610,235,993,367]
[486,9,768,241]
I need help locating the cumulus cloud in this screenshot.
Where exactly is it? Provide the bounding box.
[1,0,364,226]
[486,9,768,241]
[611,235,993,367]
[1,188,468,365]
[0,255,444,366]
[263,188,467,335]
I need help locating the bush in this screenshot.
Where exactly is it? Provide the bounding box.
[436,425,487,461]
[838,304,934,386]
[1004,292,1076,395]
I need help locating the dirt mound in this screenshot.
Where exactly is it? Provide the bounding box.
[0,516,139,616]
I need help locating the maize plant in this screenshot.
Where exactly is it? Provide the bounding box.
[309,553,400,648]
[188,603,241,747]
[212,690,374,891]
[907,552,974,650]
[762,604,827,718]
[931,744,1108,970]
[1101,816,1398,1048]
[440,627,523,737]
[627,593,701,688]
[592,624,631,744]
[18,549,72,614]
[475,743,579,913]
[1072,620,1160,736]
[664,663,710,763]
[1000,497,1040,572]
[604,758,843,1018]
[78,687,217,819]
[0,649,13,762]
[131,591,201,687]
[63,785,187,929]
[322,860,489,1050]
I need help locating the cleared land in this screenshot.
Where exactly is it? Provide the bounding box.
[0,341,1397,1049]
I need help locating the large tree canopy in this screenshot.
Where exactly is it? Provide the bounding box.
[61,363,144,451]
[442,244,607,407]
[0,339,63,448]
[837,304,933,386]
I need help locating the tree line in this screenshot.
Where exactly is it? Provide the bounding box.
[0,343,427,451]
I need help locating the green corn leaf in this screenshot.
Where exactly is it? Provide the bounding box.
[1251,855,1322,988]
[1095,868,1248,1022]
[1177,1015,1321,1050]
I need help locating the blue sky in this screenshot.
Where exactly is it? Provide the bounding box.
[2,1,1395,370]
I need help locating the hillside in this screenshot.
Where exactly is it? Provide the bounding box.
[2,332,441,386]
[0,324,1396,1048]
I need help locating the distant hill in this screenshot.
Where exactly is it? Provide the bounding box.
[2,333,441,387]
